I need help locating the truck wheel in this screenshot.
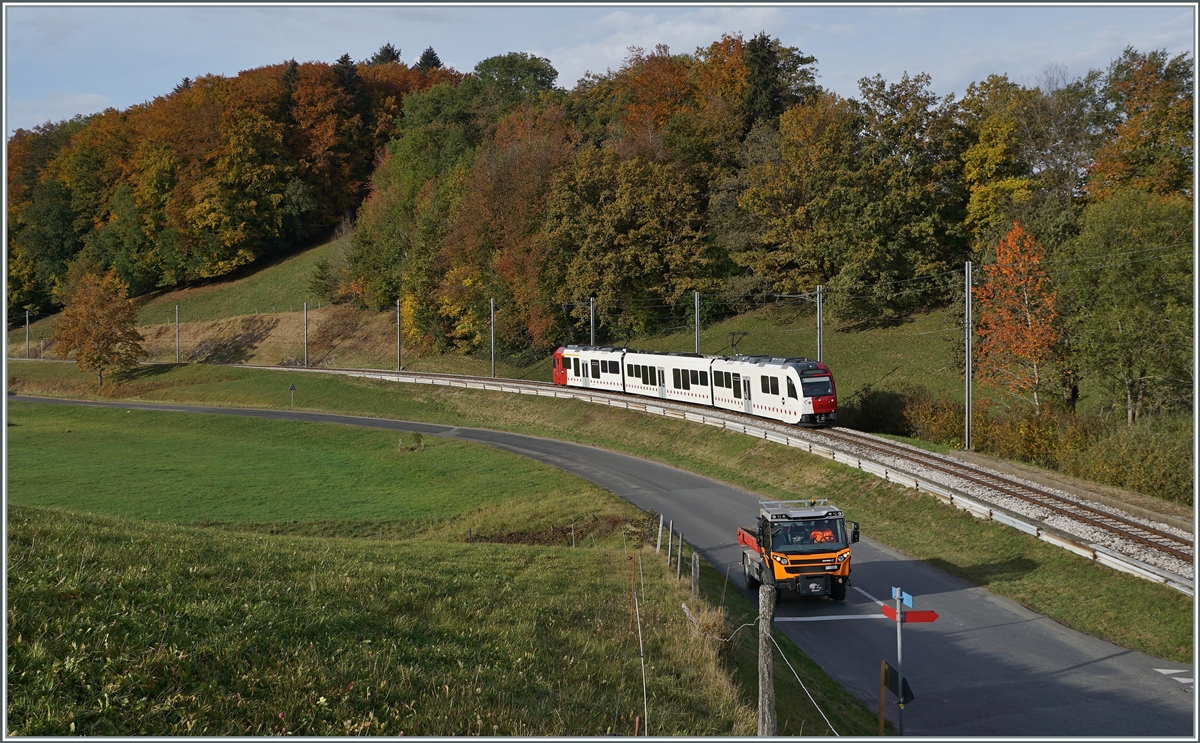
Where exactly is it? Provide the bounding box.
[830,579,847,601]
[743,555,760,589]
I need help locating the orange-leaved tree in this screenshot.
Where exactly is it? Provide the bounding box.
[53,269,145,388]
[974,223,1057,412]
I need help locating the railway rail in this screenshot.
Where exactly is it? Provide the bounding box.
[251,364,1194,588]
[821,427,1194,563]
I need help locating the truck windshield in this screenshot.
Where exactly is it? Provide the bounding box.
[771,519,846,553]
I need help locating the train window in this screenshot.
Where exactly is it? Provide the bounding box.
[689,369,698,385]
[724,371,732,388]
[600,360,607,373]
[801,376,833,397]
[732,373,741,399]
[761,376,770,394]
[627,364,633,376]
[573,358,579,376]
[787,378,798,399]
[714,372,723,388]
[642,367,650,386]
[681,371,691,390]
[659,369,665,386]
[591,360,600,379]
[700,371,708,387]
[672,368,681,389]
[770,377,779,395]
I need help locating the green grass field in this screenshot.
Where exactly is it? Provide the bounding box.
[9,361,1193,667]
[6,400,883,736]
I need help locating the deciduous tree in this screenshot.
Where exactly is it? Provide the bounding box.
[974,223,1057,411]
[52,269,145,387]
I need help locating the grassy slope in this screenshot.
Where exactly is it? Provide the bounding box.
[8,361,1192,665]
[6,402,879,736]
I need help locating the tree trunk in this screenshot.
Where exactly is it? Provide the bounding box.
[1125,375,1134,426]
[98,369,103,388]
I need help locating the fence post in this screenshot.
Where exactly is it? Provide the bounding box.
[303,302,308,367]
[666,522,673,567]
[175,305,180,363]
[676,536,683,580]
[26,310,30,359]
[757,519,777,736]
[396,298,402,372]
[490,298,496,378]
[656,515,663,553]
[691,552,699,597]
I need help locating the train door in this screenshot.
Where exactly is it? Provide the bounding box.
[657,367,666,399]
[742,377,752,414]
[578,356,588,389]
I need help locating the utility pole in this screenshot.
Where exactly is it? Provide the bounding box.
[816,285,824,362]
[303,302,308,367]
[490,297,496,378]
[175,305,180,363]
[396,298,402,372]
[694,291,700,353]
[25,310,30,358]
[757,523,777,736]
[965,262,973,451]
[895,588,906,736]
[589,297,595,346]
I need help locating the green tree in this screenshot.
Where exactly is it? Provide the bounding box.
[415,47,442,72]
[369,43,401,66]
[545,148,714,337]
[1060,188,1193,423]
[743,31,818,129]
[52,269,145,388]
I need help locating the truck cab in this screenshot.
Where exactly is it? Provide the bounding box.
[737,500,859,601]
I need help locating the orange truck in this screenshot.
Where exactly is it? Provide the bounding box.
[737,500,860,601]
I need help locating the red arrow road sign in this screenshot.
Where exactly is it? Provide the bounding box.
[882,605,939,623]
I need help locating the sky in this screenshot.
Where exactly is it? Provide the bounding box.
[3,3,1195,135]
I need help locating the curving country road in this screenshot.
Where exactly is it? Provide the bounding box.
[10,396,1194,736]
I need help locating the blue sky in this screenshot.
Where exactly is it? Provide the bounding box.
[4,4,1195,135]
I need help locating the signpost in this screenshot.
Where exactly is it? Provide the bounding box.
[879,586,938,736]
[289,383,296,409]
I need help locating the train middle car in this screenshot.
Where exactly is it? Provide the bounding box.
[553,345,837,426]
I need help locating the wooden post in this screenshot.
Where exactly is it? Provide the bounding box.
[656,515,663,553]
[757,582,777,735]
[676,535,683,580]
[878,659,887,736]
[757,521,776,737]
[691,552,699,598]
[666,522,673,567]
[571,523,576,549]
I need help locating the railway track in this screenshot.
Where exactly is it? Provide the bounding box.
[819,427,1194,563]
[265,364,1194,578]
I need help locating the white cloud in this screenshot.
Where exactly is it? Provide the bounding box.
[6,92,112,132]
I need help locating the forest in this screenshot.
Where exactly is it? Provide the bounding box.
[6,34,1193,428]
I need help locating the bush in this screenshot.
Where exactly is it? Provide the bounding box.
[845,386,1193,506]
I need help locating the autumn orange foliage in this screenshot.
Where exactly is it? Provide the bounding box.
[974,223,1057,411]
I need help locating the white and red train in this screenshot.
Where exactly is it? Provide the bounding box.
[552,345,837,426]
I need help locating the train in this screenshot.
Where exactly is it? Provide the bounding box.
[551,345,837,426]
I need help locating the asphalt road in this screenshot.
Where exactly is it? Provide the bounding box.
[11,396,1194,736]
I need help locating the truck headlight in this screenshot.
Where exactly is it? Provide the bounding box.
[773,555,789,566]
[836,552,849,562]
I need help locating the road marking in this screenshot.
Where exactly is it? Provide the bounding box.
[776,615,889,622]
[1156,668,1188,675]
[853,586,885,605]
[1173,678,1194,684]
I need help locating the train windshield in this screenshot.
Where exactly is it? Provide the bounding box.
[771,519,846,554]
[800,376,833,397]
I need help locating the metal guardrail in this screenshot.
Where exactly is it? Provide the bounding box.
[275,366,1195,596]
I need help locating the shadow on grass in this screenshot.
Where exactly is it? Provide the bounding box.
[925,556,1040,587]
[117,364,178,382]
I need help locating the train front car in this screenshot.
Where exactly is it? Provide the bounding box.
[558,345,627,392]
[787,360,837,426]
[552,347,569,385]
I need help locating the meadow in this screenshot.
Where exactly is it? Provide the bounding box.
[6,401,880,735]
